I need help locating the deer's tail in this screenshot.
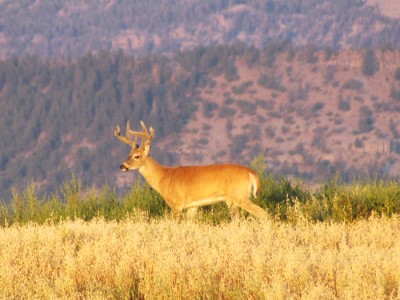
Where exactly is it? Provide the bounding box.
[249,172,260,198]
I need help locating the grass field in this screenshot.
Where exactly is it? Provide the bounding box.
[1,215,399,299]
[1,173,400,299]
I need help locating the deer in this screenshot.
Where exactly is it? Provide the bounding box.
[114,121,267,220]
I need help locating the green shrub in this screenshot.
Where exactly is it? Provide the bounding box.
[123,180,168,218]
[1,171,400,226]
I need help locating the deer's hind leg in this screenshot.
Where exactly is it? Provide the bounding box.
[237,198,267,219]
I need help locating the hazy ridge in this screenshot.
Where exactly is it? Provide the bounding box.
[0,0,400,58]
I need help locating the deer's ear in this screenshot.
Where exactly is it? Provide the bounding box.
[144,144,151,156]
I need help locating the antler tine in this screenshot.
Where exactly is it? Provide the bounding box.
[127,121,140,147]
[140,121,149,135]
[114,121,137,147]
[141,121,154,146]
[128,131,148,137]
[126,120,130,138]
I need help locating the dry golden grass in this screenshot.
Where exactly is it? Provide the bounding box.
[0,215,399,299]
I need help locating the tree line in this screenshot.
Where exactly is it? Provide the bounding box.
[0,0,399,58]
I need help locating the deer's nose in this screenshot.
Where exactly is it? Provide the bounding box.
[120,164,128,171]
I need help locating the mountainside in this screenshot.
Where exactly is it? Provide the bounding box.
[0,0,400,58]
[1,45,400,199]
[176,47,400,181]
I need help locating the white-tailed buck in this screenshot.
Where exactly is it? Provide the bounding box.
[114,121,267,220]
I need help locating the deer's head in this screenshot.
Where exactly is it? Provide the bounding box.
[114,121,154,171]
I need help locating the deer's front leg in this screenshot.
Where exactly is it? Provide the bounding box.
[185,207,197,220]
[227,200,240,221]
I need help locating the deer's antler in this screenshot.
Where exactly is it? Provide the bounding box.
[114,121,154,151]
[114,121,138,148]
[139,121,154,149]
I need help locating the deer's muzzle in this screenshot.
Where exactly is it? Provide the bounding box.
[120,163,129,171]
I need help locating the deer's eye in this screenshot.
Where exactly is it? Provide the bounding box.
[133,155,141,160]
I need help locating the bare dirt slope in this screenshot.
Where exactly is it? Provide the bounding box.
[368,0,400,19]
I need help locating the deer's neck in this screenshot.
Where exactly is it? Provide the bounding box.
[138,156,167,193]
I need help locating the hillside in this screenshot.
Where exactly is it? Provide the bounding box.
[0,0,400,59]
[1,45,400,199]
[176,47,400,181]
[368,0,400,19]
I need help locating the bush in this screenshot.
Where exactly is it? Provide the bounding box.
[218,106,237,118]
[338,97,351,111]
[202,101,219,118]
[231,81,253,95]
[236,100,256,115]
[362,49,379,76]
[312,101,325,113]
[343,79,364,90]
[358,106,374,133]
[315,177,400,221]
[395,67,400,81]
[257,73,284,91]
[390,87,400,101]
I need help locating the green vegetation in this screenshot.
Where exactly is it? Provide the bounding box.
[0,174,166,227]
[1,171,400,227]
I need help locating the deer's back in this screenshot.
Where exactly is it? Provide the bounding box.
[161,163,257,200]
